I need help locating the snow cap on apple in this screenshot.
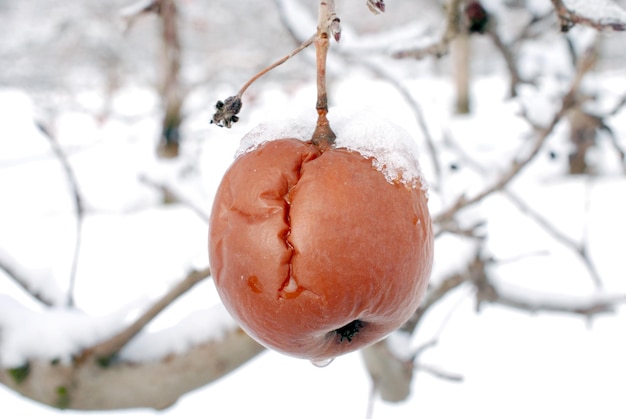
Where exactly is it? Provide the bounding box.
[238,107,427,189]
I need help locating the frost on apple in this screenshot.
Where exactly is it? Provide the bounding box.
[331,108,426,190]
[236,108,427,190]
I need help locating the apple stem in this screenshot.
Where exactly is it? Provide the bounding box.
[311,0,340,149]
[211,35,315,128]
[238,35,315,99]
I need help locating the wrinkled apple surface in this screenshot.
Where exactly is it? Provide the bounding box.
[209,137,433,362]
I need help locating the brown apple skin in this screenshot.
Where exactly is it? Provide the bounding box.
[208,138,433,362]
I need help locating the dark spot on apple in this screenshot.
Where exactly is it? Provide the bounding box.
[332,319,365,343]
[247,275,263,293]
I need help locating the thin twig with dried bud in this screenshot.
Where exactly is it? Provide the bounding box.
[366,0,386,14]
[211,0,378,129]
[209,34,314,128]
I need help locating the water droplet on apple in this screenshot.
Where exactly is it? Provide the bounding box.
[311,358,334,368]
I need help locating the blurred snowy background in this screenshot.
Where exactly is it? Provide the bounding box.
[1,0,626,418]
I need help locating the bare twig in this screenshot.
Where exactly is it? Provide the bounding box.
[210,35,315,128]
[239,37,315,99]
[487,284,626,316]
[361,340,414,403]
[138,175,210,223]
[417,363,464,382]
[80,266,211,363]
[504,189,604,289]
[550,0,626,32]
[434,42,597,226]
[37,121,84,308]
[120,0,161,33]
[597,100,626,172]
[604,128,626,173]
[512,10,556,44]
[485,24,525,98]
[156,0,185,158]
[401,271,468,335]
[0,250,57,307]
[608,93,626,117]
[467,254,625,317]
[393,0,463,59]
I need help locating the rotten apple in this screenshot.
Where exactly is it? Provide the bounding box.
[208,127,433,363]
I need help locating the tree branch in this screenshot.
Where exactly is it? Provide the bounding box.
[488,286,626,317]
[504,189,604,289]
[393,0,463,59]
[434,41,597,226]
[400,271,468,335]
[361,340,414,403]
[551,0,626,32]
[79,266,212,363]
[0,249,58,307]
[467,254,625,318]
[1,325,264,410]
[36,121,85,307]
[138,175,211,223]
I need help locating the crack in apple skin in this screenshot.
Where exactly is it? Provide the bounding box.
[277,149,319,301]
[278,276,305,300]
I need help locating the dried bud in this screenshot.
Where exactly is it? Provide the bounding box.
[465,1,489,34]
[330,17,342,42]
[210,96,242,128]
[367,0,385,14]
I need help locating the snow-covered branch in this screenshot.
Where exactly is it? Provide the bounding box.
[551,0,626,31]
[483,283,626,317]
[0,249,62,307]
[434,41,598,226]
[0,326,263,410]
[81,266,212,363]
[0,266,265,410]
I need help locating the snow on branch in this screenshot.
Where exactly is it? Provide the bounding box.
[434,41,598,226]
[79,266,212,364]
[454,253,625,318]
[0,326,263,410]
[0,266,266,410]
[484,282,626,317]
[552,0,626,31]
[0,248,63,307]
[119,0,160,18]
